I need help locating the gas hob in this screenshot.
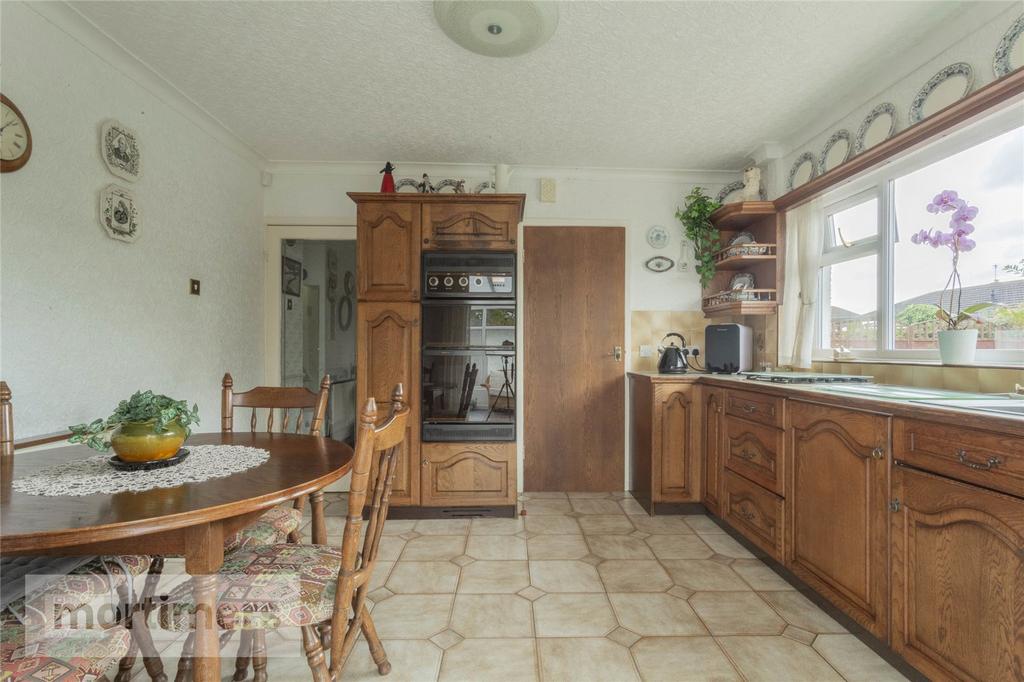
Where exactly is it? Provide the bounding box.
[743,372,873,384]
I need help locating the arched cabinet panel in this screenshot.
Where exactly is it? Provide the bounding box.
[357,201,420,300]
[421,443,516,506]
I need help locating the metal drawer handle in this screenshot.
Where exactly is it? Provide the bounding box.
[742,404,757,413]
[956,449,1001,471]
[736,449,757,460]
[737,509,756,522]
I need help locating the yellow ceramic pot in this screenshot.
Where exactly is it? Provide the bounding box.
[110,419,186,462]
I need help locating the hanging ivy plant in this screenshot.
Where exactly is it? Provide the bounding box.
[675,187,722,289]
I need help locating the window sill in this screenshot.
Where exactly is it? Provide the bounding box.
[813,357,1024,371]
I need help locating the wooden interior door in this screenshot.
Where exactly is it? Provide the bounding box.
[524,226,625,491]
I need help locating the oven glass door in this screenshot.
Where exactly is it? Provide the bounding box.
[422,349,515,425]
[422,302,516,350]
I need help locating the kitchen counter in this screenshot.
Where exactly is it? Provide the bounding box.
[627,371,1024,435]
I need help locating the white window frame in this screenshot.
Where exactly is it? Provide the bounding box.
[812,104,1024,365]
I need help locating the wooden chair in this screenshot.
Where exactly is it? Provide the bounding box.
[0,382,154,682]
[220,372,331,548]
[157,384,410,681]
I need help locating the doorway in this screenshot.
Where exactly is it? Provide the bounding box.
[522,226,626,491]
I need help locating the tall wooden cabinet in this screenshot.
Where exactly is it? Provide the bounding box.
[356,302,421,506]
[786,400,891,639]
[350,192,525,509]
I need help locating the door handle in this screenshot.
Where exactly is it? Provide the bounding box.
[609,346,623,361]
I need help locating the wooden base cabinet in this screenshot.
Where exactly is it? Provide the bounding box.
[702,387,725,516]
[722,469,784,560]
[891,465,1024,682]
[628,375,700,514]
[786,400,891,639]
[421,443,516,507]
[357,301,421,506]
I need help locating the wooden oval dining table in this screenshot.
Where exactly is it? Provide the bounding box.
[0,431,354,682]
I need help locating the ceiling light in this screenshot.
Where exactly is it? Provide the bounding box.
[434,1,558,58]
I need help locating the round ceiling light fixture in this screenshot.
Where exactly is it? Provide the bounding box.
[434,1,559,58]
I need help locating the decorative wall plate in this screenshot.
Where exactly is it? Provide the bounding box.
[728,231,756,246]
[994,14,1024,77]
[909,62,974,124]
[646,225,669,249]
[644,256,674,273]
[474,181,496,193]
[100,120,141,182]
[787,152,818,191]
[819,130,852,172]
[854,103,898,153]
[395,178,420,192]
[98,184,139,242]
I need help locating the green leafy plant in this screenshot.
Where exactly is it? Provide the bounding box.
[68,391,200,452]
[675,187,722,289]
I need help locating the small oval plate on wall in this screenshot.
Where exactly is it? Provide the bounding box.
[645,256,675,273]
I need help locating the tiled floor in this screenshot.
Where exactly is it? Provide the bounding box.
[127,492,907,681]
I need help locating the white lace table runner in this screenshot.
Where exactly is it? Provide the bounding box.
[11,445,270,496]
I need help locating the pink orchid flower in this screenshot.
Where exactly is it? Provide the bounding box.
[926,190,962,214]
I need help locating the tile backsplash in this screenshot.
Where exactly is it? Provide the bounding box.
[630,310,777,372]
[811,361,1024,394]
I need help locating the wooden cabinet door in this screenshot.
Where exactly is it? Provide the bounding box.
[891,466,1024,682]
[723,470,785,561]
[702,387,724,515]
[357,201,420,300]
[421,443,516,507]
[422,202,517,251]
[653,384,698,502]
[787,400,891,639]
[356,302,420,505]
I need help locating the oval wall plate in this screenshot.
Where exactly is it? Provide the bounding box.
[819,129,852,172]
[855,102,898,153]
[909,62,974,124]
[994,14,1024,78]
[644,256,675,273]
[787,152,818,191]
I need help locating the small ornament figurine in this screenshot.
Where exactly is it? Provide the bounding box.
[379,162,396,193]
[740,165,762,201]
[418,173,435,194]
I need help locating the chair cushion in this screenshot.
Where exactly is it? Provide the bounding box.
[5,556,152,629]
[1,611,131,681]
[158,543,345,631]
[223,506,304,554]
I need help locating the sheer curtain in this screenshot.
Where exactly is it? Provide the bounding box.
[779,198,825,368]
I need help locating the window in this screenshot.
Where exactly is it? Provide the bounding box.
[814,108,1024,363]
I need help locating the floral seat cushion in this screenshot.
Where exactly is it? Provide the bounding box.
[158,543,344,631]
[223,506,303,554]
[1,611,130,681]
[6,556,152,629]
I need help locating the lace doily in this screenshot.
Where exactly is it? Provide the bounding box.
[12,445,270,497]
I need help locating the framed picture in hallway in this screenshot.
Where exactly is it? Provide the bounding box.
[281,256,302,296]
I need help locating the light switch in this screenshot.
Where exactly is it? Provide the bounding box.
[639,344,654,358]
[189,279,201,295]
[539,178,556,203]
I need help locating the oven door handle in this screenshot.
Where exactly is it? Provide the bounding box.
[422,347,515,355]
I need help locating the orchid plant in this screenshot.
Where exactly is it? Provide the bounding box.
[910,190,994,330]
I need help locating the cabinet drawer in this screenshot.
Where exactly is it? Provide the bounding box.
[722,470,784,561]
[724,416,784,495]
[894,418,1024,498]
[422,202,518,250]
[725,390,783,429]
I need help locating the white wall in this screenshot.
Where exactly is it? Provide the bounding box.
[0,2,265,436]
[768,4,1022,197]
[264,162,741,312]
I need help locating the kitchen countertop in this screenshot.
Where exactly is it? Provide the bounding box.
[627,371,1024,434]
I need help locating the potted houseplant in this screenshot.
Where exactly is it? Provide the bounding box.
[676,187,722,289]
[69,390,200,462]
[911,190,995,365]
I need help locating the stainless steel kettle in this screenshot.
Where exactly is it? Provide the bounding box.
[658,333,688,374]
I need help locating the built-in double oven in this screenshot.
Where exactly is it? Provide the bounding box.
[421,252,516,442]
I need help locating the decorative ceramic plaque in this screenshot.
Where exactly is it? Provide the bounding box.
[101,119,141,181]
[99,184,139,242]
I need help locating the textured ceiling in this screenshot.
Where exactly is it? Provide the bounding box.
[74,1,964,169]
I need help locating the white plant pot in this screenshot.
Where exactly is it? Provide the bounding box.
[937,329,978,365]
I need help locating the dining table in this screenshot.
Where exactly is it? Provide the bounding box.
[0,431,354,682]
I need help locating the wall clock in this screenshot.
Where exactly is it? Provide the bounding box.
[1,94,32,173]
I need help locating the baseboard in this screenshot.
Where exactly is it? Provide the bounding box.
[652,502,706,515]
[378,505,517,520]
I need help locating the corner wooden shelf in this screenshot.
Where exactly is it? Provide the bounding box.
[704,201,783,318]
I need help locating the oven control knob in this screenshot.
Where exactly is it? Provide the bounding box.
[458,276,469,288]
[443,276,454,287]
[427,276,439,288]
